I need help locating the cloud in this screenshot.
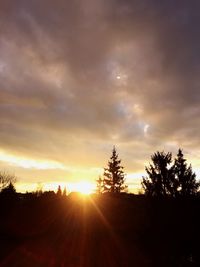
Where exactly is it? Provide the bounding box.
[0,0,200,188]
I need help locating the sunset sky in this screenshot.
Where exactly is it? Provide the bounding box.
[0,0,200,193]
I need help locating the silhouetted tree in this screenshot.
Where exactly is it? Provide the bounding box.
[142,149,200,197]
[1,182,16,194]
[0,182,17,201]
[142,151,174,197]
[103,147,127,193]
[96,176,104,194]
[63,186,67,196]
[0,171,16,191]
[57,185,62,197]
[173,149,199,196]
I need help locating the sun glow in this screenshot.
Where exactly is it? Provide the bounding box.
[15,181,96,195]
[69,181,95,195]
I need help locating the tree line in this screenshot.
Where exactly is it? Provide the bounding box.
[97,147,200,197]
[0,147,199,198]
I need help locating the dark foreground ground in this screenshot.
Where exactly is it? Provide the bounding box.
[0,192,200,267]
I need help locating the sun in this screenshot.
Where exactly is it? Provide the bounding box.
[70,181,94,195]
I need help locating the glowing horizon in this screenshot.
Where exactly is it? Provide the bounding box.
[2,147,200,194]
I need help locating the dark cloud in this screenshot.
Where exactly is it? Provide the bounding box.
[0,0,200,189]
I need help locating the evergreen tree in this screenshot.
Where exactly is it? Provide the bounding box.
[96,176,104,194]
[173,149,199,196]
[57,185,62,197]
[142,151,174,197]
[1,182,16,195]
[142,149,200,197]
[63,186,67,196]
[0,171,16,191]
[103,147,127,193]
[0,182,17,201]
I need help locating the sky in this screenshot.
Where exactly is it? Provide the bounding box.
[0,0,200,193]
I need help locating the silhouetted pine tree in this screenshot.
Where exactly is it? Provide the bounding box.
[103,147,127,193]
[63,186,67,196]
[96,176,104,194]
[57,185,62,197]
[173,149,199,196]
[0,182,17,201]
[142,151,174,197]
[1,182,16,194]
[0,171,16,191]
